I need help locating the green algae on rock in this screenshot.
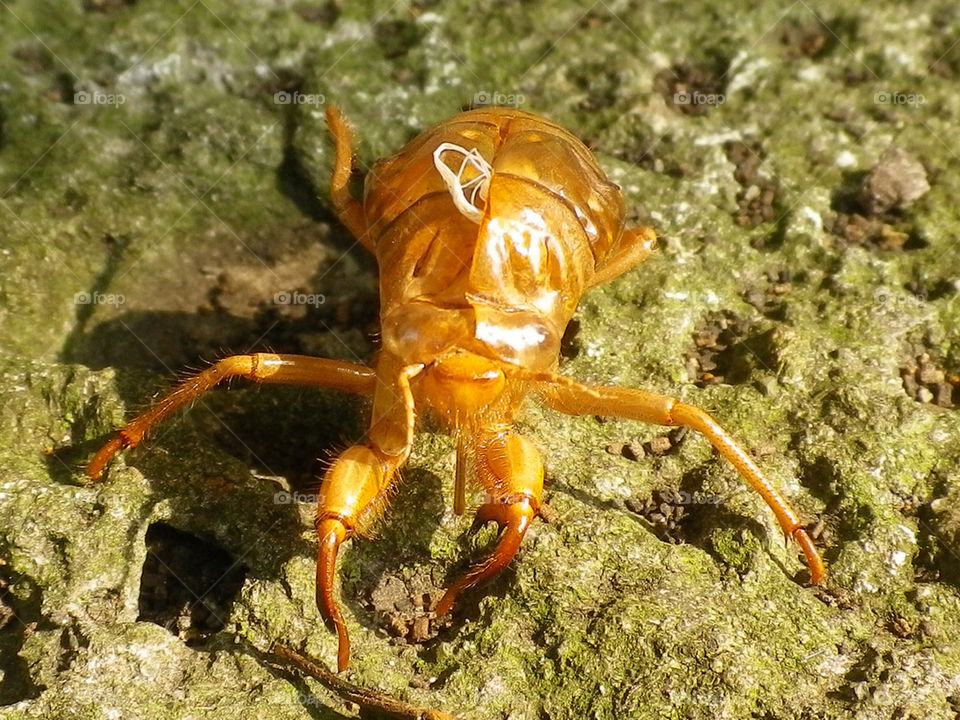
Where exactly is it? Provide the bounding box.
[1,1,960,718]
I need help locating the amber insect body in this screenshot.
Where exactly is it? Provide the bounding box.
[89,106,824,673]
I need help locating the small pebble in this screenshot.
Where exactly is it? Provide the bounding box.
[754,376,779,397]
[623,443,645,461]
[935,383,954,407]
[918,365,945,385]
[647,436,673,455]
[409,616,431,643]
[859,148,930,216]
[809,517,826,540]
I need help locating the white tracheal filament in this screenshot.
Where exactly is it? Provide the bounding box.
[433,142,493,223]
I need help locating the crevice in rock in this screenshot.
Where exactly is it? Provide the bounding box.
[138,523,247,646]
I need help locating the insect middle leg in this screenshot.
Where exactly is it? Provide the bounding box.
[87,354,376,479]
[434,431,544,618]
[535,376,826,584]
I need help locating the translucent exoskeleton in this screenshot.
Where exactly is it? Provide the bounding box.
[88,106,825,672]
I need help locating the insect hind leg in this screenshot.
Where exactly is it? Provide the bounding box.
[325,106,373,252]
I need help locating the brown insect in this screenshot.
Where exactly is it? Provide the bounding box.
[88,105,825,673]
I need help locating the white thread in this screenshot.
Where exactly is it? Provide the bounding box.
[432,142,493,223]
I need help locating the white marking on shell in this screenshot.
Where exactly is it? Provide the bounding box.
[433,142,493,223]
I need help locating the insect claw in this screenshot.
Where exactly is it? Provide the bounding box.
[467,516,499,537]
[315,517,351,672]
[467,501,507,536]
[435,498,537,618]
[792,526,826,585]
[466,517,485,536]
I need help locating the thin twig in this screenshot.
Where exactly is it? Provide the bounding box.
[267,643,461,720]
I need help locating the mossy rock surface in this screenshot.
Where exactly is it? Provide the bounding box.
[1,1,959,718]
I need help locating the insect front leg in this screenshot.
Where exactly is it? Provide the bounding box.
[315,358,421,672]
[87,354,376,479]
[315,446,402,673]
[434,432,544,618]
[535,376,826,584]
